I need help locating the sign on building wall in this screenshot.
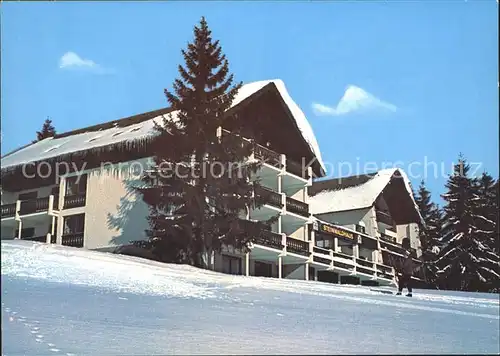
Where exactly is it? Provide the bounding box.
[315,221,358,243]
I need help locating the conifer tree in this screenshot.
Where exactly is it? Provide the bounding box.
[414,180,442,287]
[34,117,56,142]
[137,17,274,268]
[473,172,500,292]
[437,154,499,292]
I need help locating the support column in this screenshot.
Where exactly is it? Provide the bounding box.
[51,216,56,235]
[16,220,22,239]
[278,256,282,279]
[334,237,339,252]
[305,262,309,281]
[277,170,282,194]
[56,215,64,245]
[314,268,318,281]
[353,244,359,259]
[245,252,250,277]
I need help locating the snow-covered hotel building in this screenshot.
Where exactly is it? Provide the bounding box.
[1,79,424,287]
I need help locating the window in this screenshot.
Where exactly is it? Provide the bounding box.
[316,236,333,249]
[63,214,85,235]
[14,227,35,239]
[65,175,87,196]
[355,224,366,234]
[18,191,37,201]
[222,255,241,275]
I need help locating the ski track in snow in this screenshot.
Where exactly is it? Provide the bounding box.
[2,240,499,355]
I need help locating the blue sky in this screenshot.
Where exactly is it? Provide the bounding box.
[1,1,498,204]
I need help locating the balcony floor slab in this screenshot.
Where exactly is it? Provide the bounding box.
[250,245,283,261]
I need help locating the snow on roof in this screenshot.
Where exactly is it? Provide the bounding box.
[0,114,173,170]
[1,80,325,174]
[309,168,423,224]
[232,79,325,175]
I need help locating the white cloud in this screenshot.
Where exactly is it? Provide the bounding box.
[312,85,397,117]
[58,51,114,74]
[59,52,97,69]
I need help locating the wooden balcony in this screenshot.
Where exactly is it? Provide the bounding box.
[313,246,330,255]
[1,195,59,219]
[63,194,86,209]
[333,251,354,260]
[375,262,396,280]
[286,237,310,256]
[356,258,375,269]
[19,197,51,215]
[313,255,331,265]
[380,233,397,244]
[62,232,84,248]
[254,229,284,250]
[376,210,396,231]
[1,203,16,218]
[254,186,283,208]
[253,144,283,169]
[286,196,309,217]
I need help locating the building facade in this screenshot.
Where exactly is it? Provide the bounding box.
[308,169,427,285]
[1,79,424,287]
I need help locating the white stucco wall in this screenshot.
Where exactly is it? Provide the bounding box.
[82,158,151,250]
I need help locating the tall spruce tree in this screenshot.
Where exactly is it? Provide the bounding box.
[137,17,273,268]
[437,154,499,292]
[34,117,56,142]
[414,180,442,287]
[474,172,500,292]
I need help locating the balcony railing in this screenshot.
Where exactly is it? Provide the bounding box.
[376,210,396,231]
[335,261,354,271]
[254,229,283,250]
[254,144,282,169]
[313,255,331,265]
[64,194,86,209]
[358,267,376,276]
[62,233,84,248]
[286,238,310,256]
[380,240,406,255]
[380,233,397,244]
[333,251,353,260]
[19,197,50,215]
[1,203,16,218]
[254,186,283,208]
[286,196,309,217]
[313,246,330,255]
[356,258,375,269]
[376,263,395,279]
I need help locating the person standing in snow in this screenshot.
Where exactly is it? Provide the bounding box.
[396,250,413,297]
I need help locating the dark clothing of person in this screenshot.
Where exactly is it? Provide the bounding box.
[402,253,414,276]
[397,251,414,294]
[398,273,413,294]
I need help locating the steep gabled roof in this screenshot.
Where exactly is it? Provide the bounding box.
[309,168,423,225]
[1,79,325,175]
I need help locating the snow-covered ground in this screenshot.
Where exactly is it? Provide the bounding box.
[2,240,499,355]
